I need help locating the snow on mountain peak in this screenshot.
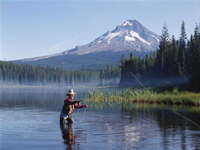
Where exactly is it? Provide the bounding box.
[105,32,121,40]
[125,36,135,42]
[65,19,161,55]
[18,20,162,63]
[122,20,133,26]
[129,31,151,45]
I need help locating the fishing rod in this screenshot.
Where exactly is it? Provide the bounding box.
[76,85,109,122]
[122,72,200,129]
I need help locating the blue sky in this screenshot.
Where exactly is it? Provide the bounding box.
[1,0,200,61]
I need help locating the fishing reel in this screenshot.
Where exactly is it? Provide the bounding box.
[78,100,82,105]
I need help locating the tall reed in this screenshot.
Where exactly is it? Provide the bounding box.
[89,88,200,106]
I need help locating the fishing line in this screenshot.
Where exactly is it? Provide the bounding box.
[77,85,107,122]
[122,72,200,129]
[78,100,87,122]
[75,95,89,123]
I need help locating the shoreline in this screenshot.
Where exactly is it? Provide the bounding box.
[0,84,118,89]
[89,88,200,106]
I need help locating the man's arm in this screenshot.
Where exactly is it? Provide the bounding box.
[65,99,80,105]
[74,103,87,108]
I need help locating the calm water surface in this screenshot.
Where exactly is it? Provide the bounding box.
[0,87,200,150]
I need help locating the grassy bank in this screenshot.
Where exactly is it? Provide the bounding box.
[89,88,200,106]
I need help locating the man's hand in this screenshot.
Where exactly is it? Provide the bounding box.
[84,105,88,108]
[78,100,82,105]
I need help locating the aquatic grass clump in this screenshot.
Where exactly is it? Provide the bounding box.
[155,90,200,106]
[89,88,200,106]
[87,96,200,113]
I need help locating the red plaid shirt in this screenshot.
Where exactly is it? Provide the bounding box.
[62,98,84,114]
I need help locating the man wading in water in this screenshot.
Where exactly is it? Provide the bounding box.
[60,89,87,124]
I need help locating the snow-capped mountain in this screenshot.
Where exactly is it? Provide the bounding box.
[65,19,160,55]
[63,20,160,55]
[16,20,161,69]
[22,20,160,62]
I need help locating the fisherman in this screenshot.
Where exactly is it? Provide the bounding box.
[60,89,87,124]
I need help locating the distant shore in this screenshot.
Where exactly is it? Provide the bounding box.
[0,84,55,88]
[0,84,116,89]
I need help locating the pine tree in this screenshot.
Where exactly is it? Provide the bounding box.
[189,24,200,91]
[178,21,187,75]
[156,23,170,77]
[170,35,179,76]
[180,21,187,42]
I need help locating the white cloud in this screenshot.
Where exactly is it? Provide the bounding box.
[42,32,87,56]
[42,40,73,56]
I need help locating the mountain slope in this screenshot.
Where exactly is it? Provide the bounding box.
[15,20,160,69]
[66,19,160,55]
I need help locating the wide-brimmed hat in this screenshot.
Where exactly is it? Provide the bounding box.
[66,89,76,96]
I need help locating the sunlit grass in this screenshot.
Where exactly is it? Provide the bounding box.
[89,88,200,106]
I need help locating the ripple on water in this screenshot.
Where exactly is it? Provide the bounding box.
[1,107,200,150]
[70,111,157,149]
[1,108,60,138]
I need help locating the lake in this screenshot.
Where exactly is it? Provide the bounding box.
[0,86,200,150]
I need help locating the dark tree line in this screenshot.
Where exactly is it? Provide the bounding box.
[120,21,200,91]
[0,61,121,86]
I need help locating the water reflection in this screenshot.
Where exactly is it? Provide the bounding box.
[0,86,87,111]
[1,87,200,150]
[60,123,76,150]
[155,109,200,150]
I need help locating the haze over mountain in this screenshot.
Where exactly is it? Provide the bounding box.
[15,20,161,69]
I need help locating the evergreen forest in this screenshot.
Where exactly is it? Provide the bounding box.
[120,21,200,91]
[0,61,121,86]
